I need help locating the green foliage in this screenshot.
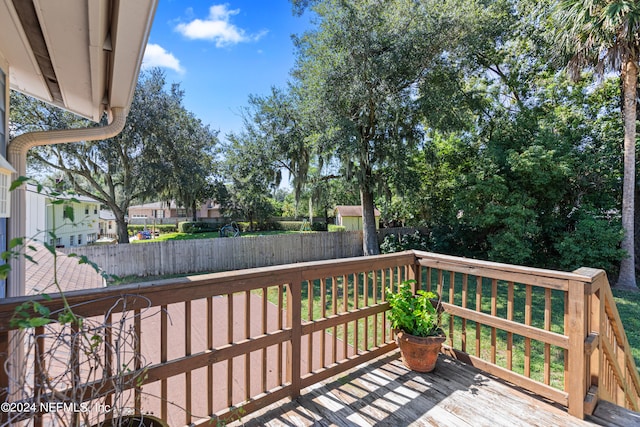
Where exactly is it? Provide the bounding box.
[386,280,442,337]
[128,224,177,233]
[554,210,625,274]
[328,225,346,232]
[177,221,218,233]
[380,231,431,254]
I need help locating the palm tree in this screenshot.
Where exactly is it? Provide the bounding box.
[556,0,640,290]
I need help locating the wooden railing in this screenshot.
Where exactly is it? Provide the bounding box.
[0,250,638,425]
[411,251,640,418]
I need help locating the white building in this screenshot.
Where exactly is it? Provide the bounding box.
[25,184,99,248]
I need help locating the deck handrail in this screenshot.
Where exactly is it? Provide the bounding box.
[0,250,638,424]
[576,267,640,413]
[412,251,640,419]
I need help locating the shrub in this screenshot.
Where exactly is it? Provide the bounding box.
[277,221,305,231]
[328,225,346,232]
[312,222,327,231]
[380,231,431,254]
[178,221,217,233]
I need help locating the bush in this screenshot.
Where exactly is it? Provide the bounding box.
[128,224,176,234]
[178,221,217,233]
[380,231,431,254]
[328,225,346,232]
[312,222,327,231]
[277,221,305,231]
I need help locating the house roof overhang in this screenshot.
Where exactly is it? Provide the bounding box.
[0,0,157,122]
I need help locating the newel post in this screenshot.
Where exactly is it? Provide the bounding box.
[567,277,588,418]
[286,278,302,399]
[407,251,421,291]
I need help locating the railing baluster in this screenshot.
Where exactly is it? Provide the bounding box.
[524,285,532,377]
[507,282,514,371]
[262,287,268,392]
[321,279,327,367]
[277,284,284,385]
[364,272,369,351]
[161,305,168,421]
[227,294,233,408]
[332,276,338,364]
[185,301,192,425]
[343,274,348,358]
[491,279,497,364]
[382,269,388,342]
[449,271,455,348]
[34,326,44,427]
[426,267,432,292]
[207,296,213,415]
[544,288,551,385]
[476,276,482,358]
[564,292,569,393]
[373,270,378,347]
[307,280,313,373]
[245,290,251,401]
[354,273,360,354]
[134,308,142,414]
[461,274,468,353]
[104,313,113,408]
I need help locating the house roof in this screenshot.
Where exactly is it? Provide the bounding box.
[335,205,381,217]
[25,183,99,204]
[26,244,104,295]
[0,0,157,122]
[129,201,177,210]
[99,209,115,221]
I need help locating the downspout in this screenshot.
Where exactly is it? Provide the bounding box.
[6,107,128,297]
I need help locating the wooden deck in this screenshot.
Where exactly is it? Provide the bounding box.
[233,350,635,427]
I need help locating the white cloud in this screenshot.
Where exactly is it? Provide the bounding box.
[142,44,185,74]
[175,4,267,48]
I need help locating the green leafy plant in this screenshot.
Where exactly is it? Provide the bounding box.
[386,280,443,337]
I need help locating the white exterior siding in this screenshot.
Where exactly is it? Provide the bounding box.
[26,185,100,247]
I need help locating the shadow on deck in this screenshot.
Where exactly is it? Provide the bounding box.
[235,351,633,427]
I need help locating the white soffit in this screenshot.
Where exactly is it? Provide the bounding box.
[0,0,157,122]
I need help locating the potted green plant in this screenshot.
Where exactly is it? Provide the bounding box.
[386,279,445,372]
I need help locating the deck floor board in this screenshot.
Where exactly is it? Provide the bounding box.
[231,350,629,426]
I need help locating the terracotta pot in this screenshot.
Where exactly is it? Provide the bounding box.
[396,330,446,372]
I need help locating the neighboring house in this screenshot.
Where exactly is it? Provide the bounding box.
[99,209,117,238]
[334,205,381,231]
[128,200,222,220]
[25,184,99,248]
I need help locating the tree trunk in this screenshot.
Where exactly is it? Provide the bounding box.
[192,200,197,222]
[617,59,638,290]
[115,214,129,244]
[360,186,380,256]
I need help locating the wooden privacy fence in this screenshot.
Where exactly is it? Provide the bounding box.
[64,231,365,278]
[0,250,638,425]
[62,227,421,279]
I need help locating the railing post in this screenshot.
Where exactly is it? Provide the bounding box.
[286,279,302,399]
[407,251,420,290]
[567,278,587,418]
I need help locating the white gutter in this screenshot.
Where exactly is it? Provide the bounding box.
[6,107,128,297]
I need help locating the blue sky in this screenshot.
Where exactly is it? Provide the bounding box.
[142,1,312,138]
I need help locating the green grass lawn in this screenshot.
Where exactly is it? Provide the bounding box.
[612,289,640,369]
